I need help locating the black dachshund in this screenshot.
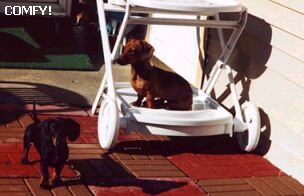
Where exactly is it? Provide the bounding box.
[21,106,80,189]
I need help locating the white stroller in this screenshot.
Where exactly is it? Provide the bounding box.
[92,0,261,152]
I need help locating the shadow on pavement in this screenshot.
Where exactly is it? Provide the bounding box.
[0,81,89,125]
[67,153,186,195]
[112,135,244,156]
[0,81,89,106]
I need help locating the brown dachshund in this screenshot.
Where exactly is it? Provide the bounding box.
[116,39,192,110]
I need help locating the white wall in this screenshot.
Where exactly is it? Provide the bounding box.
[207,0,304,183]
[146,14,205,88]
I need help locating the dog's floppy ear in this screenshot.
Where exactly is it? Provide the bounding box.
[64,118,80,142]
[139,41,154,62]
[42,118,55,136]
[121,44,125,52]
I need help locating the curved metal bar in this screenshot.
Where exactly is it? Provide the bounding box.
[96,0,116,99]
[111,3,132,60]
[91,72,107,115]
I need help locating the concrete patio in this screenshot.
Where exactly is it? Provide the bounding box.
[0,65,129,107]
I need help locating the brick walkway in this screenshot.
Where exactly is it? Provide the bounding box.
[0,108,304,195]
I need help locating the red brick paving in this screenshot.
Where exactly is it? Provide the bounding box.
[89,178,206,196]
[0,107,302,195]
[197,176,304,195]
[168,153,284,180]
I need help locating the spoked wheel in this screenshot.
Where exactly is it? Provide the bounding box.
[236,102,261,152]
[98,95,120,150]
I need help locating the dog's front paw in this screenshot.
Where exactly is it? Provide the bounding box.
[52,178,64,187]
[21,159,30,165]
[52,172,64,187]
[40,182,51,190]
[131,101,141,107]
[40,177,51,190]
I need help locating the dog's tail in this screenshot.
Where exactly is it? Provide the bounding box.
[31,101,40,123]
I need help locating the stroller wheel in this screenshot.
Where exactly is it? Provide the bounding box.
[236,102,261,152]
[98,95,119,150]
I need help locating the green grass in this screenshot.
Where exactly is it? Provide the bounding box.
[0,25,99,70]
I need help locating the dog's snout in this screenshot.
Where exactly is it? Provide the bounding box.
[116,58,123,65]
[115,57,128,65]
[113,58,120,64]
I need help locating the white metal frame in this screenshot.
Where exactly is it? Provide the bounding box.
[92,0,260,152]
[92,1,247,114]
